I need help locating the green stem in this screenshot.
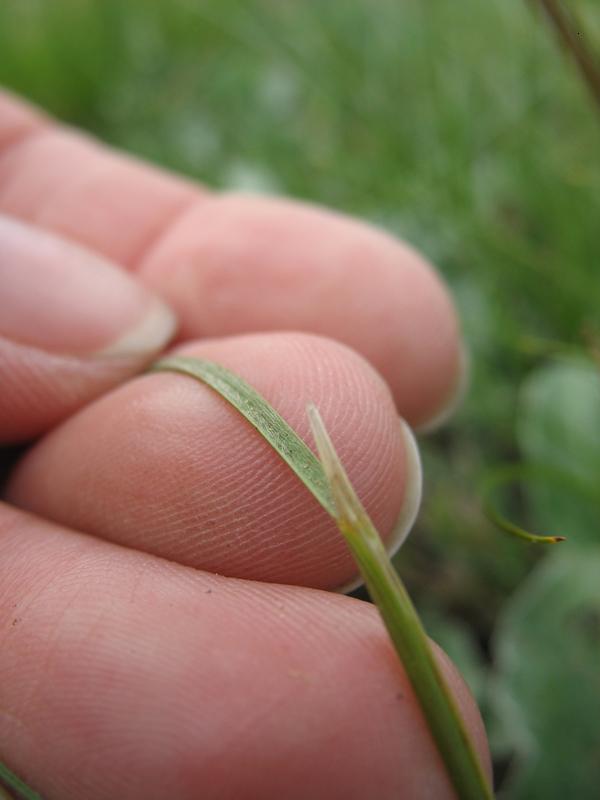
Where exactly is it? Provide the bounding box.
[308,405,493,800]
[0,762,42,800]
[529,0,600,114]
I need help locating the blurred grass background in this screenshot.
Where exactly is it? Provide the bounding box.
[0,0,598,796]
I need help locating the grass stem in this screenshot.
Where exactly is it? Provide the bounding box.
[530,0,600,113]
[308,405,493,800]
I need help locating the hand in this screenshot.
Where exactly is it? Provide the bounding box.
[0,90,489,800]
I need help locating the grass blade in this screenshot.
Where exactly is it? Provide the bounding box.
[0,763,42,800]
[150,356,335,515]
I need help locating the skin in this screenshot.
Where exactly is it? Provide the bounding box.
[0,89,491,799]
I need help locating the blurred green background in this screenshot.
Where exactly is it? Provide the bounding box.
[1,0,599,797]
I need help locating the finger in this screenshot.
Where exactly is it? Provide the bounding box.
[0,90,199,268]
[0,503,491,800]
[6,333,422,591]
[141,193,466,429]
[0,90,464,427]
[0,215,176,442]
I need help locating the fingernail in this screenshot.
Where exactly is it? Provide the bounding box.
[0,215,176,357]
[336,418,423,594]
[416,342,470,434]
[384,419,423,555]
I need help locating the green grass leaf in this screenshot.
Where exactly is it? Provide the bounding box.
[152,356,492,799]
[150,356,335,515]
[0,762,43,800]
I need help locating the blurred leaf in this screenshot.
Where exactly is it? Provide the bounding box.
[490,546,600,799]
[517,358,600,543]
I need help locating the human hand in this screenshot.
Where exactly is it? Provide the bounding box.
[0,90,490,799]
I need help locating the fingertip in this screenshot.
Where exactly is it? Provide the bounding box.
[139,193,465,427]
[415,341,470,434]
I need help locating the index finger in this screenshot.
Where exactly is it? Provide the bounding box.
[0,90,465,428]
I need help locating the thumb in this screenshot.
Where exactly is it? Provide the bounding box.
[0,214,176,442]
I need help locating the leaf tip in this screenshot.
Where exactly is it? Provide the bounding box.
[306,403,362,529]
[306,403,336,479]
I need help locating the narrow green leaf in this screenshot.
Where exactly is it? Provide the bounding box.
[517,359,600,545]
[150,356,335,515]
[152,357,492,797]
[483,464,570,544]
[307,404,493,800]
[0,763,42,800]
